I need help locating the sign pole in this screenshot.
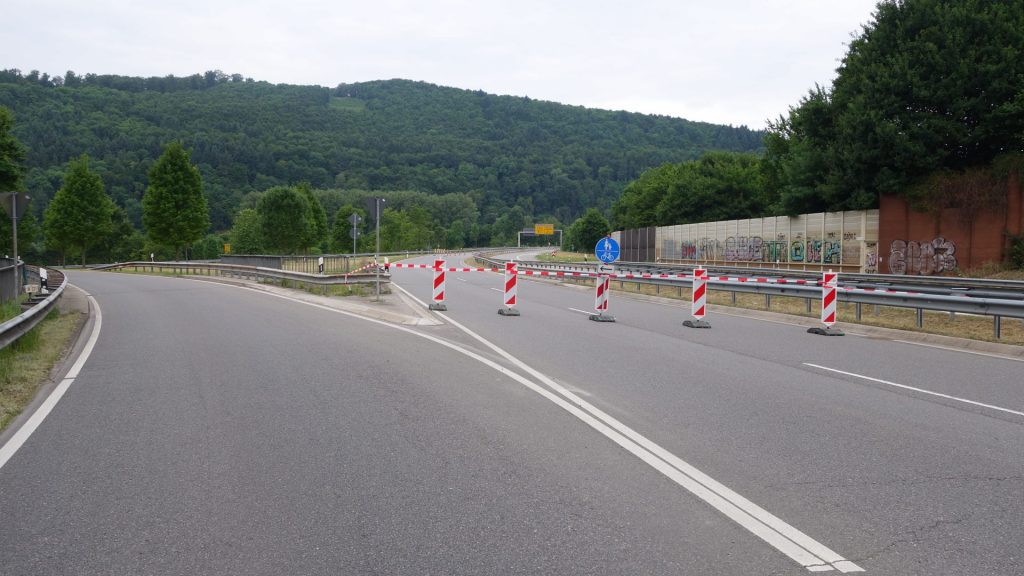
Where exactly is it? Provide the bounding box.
[808,270,844,336]
[498,261,521,316]
[589,236,620,323]
[683,268,711,328]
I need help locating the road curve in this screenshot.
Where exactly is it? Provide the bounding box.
[1,265,1021,575]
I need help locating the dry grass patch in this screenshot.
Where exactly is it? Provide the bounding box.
[0,311,82,430]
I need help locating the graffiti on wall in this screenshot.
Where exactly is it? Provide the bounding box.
[864,242,878,273]
[673,235,850,264]
[888,237,957,275]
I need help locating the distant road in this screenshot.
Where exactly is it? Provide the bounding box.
[1,265,1021,575]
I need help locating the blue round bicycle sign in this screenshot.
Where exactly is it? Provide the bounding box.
[595,236,620,264]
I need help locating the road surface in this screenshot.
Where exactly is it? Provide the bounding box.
[1,262,1021,575]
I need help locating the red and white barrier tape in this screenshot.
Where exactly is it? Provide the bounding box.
[392,263,921,297]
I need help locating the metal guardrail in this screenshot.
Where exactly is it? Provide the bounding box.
[476,255,1024,339]
[513,259,1024,299]
[95,261,390,290]
[0,267,68,350]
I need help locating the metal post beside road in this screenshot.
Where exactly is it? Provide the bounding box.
[429,259,447,311]
[684,268,711,328]
[808,270,844,336]
[498,261,520,316]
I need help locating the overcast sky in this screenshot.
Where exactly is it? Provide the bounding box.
[5,0,880,128]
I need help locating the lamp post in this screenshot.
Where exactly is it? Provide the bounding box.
[1,192,30,296]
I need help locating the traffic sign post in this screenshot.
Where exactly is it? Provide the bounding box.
[683,268,711,328]
[589,274,616,322]
[595,236,620,264]
[588,237,619,322]
[498,261,521,316]
[429,258,448,311]
[808,270,844,336]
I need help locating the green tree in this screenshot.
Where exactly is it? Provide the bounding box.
[566,209,610,253]
[93,207,145,263]
[330,204,365,253]
[142,142,210,259]
[297,182,327,252]
[0,106,25,192]
[766,0,1024,211]
[229,208,263,254]
[43,155,115,265]
[257,186,311,254]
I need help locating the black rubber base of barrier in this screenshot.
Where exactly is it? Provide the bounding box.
[498,307,521,316]
[429,303,448,311]
[807,326,845,336]
[683,319,712,329]
[589,313,616,323]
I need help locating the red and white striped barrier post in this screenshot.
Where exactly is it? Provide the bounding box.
[590,273,616,322]
[498,261,521,316]
[683,268,711,328]
[429,258,448,311]
[808,270,844,335]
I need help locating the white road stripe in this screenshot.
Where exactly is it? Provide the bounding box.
[568,307,597,316]
[390,282,861,572]
[804,363,1024,418]
[182,276,862,573]
[891,340,1024,363]
[0,290,102,470]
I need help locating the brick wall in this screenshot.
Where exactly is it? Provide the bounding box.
[878,171,1023,274]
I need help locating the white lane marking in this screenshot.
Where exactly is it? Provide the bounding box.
[489,287,501,292]
[457,277,467,282]
[0,290,102,471]
[891,340,1024,363]
[804,363,1024,418]
[568,307,597,316]
[393,282,860,572]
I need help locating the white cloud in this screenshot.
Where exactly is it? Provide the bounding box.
[3,0,879,127]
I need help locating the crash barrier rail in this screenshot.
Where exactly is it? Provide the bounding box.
[474,255,1024,339]
[0,258,22,302]
[513,259,1024,301]
[0,266,68,350]
[95,261,389,291]
[220,250,459,275]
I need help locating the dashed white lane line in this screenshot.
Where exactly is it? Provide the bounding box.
[804,363,1024,418]
[0,290,102,470]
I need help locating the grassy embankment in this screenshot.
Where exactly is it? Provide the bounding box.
[0,300,82,431]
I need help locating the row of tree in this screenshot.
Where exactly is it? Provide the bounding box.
[0,73,763,235]
[612,0,1024,230]
[4,105,614,263]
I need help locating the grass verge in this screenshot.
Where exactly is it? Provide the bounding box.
[0,309,83,430]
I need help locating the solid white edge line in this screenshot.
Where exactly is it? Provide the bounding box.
[390,281,859,572]
[0,291,103,471]
[804,363,1024,418]
[568,307,597,316]
[891,340,1024,363]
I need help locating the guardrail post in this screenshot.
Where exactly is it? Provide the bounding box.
[916,308,924,328]
[855,302,862,321]
[994,315,1002,339]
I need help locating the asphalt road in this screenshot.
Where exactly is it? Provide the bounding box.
[1,262,1021,575]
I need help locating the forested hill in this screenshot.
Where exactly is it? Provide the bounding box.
[0,70,764,230]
